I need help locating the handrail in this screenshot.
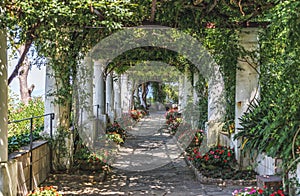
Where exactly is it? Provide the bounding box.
[8,113,55,192]
[8,113,55,124]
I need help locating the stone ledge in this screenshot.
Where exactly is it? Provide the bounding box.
[183,153,257,187]
[8,140,48,160]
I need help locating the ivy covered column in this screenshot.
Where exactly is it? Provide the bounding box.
[234,28,259,166]
[0,29,7,163]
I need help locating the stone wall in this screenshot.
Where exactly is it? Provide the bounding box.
[1,141,50,196]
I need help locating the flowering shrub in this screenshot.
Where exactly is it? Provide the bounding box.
[106,133,124,145]
[130,109,146,121]
[87,153,109,166]
[190,145,235,167]
[27,186,61,196]
[106,121,126,144]
[165,108,182,134]
[193,130,204,147]
[73,142,111,172]
[232,187,285,196]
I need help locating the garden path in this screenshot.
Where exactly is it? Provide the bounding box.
[42,111,244,195]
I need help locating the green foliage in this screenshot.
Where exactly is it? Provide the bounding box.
[28,186,61,196]
[190,145,236,168]
[106,121,126,144]
[8,95,45,154]
[8,97,45,136]
[235,0,300,177]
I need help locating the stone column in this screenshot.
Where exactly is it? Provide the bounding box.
[44,65,59,136]
[206,63,226,146]
[0,29,8,163]
[190,71,200,129]
[127,76,134,111]
[121,74,130,113]
[114,75,122,119]
[233,28,259,165]
[93,60,107,134]
[106,73,114,122]
[178,75,185,111]
[193,72,199,105]
[93,60,106,116]
[77,55,96,149]
[0,29,18,196]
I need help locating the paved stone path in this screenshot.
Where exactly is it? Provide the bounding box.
[43,111,244,195]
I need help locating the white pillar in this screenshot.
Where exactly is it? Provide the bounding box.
[44,65,60,136]
[121,74,130,113]
[234,28,259,165]
[0,29,18,196]
[106,73,114,122]
[127,76,134,111]
[206,63,226,146]
[77,55,96,149]
[93,60,106,116]
[178,75,185,111]
[184,66,193,106]
[114,75,122,118]
[93,59,107,134]
[193,72,199,104]
[0,29,8,162]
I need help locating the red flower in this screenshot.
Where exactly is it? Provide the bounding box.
[204,155,209,161]
[258,189,263,194]
[277,190,284,196]
[227,151,231,157]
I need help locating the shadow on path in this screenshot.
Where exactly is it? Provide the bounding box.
[42,111,243,195]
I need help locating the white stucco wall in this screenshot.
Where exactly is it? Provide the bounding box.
[233,28,260,166]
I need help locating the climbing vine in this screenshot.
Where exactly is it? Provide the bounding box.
[4,0,295,175]
[234,1,300,191]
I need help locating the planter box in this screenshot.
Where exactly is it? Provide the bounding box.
[256,175,282,190]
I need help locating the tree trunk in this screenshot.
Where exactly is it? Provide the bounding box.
[17,44,34,104]
[150,0,157,22]
[141,83,148,109]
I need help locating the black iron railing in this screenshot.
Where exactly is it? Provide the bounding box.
[8,113,55,191]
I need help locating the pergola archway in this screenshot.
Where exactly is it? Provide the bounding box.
[76,26,226,153]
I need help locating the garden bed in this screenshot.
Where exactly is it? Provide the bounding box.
[184,153,257,186]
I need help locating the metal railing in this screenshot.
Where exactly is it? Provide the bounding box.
[8,113,55,191]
